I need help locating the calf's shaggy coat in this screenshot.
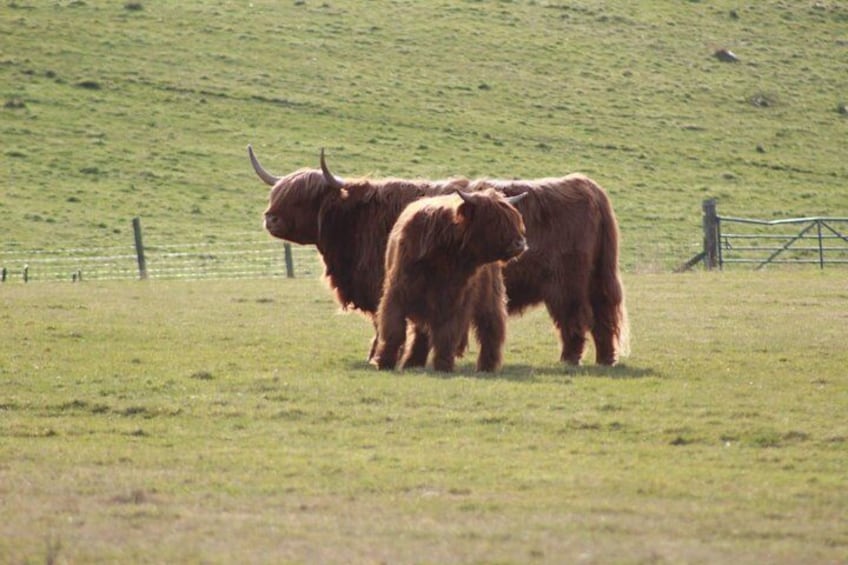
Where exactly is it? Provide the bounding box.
[375,189,527,372]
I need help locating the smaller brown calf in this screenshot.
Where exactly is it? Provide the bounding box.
[375,188,527,372]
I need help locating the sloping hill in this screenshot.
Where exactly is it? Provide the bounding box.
[3,1,846,269]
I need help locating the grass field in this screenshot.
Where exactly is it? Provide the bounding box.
[2,1,848,563]
[1,273,847,563]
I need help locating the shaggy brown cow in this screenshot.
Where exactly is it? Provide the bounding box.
[465,175,629,365]
[252,146,467,366]
[250,146,629,366]
[375,189,527,372]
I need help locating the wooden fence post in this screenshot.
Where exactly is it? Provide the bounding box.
[703,199,719,270]
[132,217,148,280]
[284,243,295,278]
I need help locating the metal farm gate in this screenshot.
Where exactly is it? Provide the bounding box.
[693,199,848,270]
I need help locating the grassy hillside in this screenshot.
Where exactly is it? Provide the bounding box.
[3,1,847,269]
[1,273,847,563]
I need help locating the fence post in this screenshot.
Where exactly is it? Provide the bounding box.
[1,267,6,282]
[703,199,719,270]
[132,217,148,280]
[284,243,295,278]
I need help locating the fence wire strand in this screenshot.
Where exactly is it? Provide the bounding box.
[1,237,322,283]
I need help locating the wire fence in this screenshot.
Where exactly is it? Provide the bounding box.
[0,233,323,283]
[7,203,844,284]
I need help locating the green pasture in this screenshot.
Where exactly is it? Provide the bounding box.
[2,1,848,563]
[3,1,847,269]
[1,273,847,563]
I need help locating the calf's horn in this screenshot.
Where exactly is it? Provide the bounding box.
[505,192,529,206]
[248,144,280,186]
[320,148,345,191]
[456,190,473,204]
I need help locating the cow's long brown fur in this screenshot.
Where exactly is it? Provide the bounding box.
[254,148,629,366]
[469,175,629,364]
[375,190,526,372]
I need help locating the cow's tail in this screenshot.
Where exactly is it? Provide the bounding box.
[593,187,630,362]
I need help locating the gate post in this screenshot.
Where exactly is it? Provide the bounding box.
[703,199,719,270]
[132,217,148,280]
[283,243,295,278]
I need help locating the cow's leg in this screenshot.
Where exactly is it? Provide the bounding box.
[591,325,616,366]
[403,326,430,368]
[590,299,623,366]
[430,324,459,372]
[374,290,407,371]
[455,328,469,358]
[545,287,592,366]
[590,290,617,366]
[590,275,625,366]
[367,320,379,362]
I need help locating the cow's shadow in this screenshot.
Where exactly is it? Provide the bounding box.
[350,361,657,382]
[497,362,657,382]
[450,362,656,382]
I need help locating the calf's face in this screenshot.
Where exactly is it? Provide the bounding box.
[457,190,528,264]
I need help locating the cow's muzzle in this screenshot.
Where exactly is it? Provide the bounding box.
[264,213,285,237]
[505,238,528,259]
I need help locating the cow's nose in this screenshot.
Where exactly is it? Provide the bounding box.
[504,237,527,259]
[264,214,276,229]
[512,237,528,255]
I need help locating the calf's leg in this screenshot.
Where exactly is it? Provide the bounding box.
[472,306,505,373]
[430,324,461,372]
[403,326,430,368]
[374,290,407,371]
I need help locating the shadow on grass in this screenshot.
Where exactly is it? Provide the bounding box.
[486,362,658,382]
[348,360,658,382]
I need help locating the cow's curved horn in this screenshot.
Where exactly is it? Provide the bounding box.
[505,192,529,206]
[320,148,345,191]
[456,190,474,204]
[248,144,280,186]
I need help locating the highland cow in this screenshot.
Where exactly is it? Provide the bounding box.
[252,146,467,367]
[374,189,527,372]
[249,146,629,366]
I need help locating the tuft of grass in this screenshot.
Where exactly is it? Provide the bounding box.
[44,533,62,565]
[3,98,26,109]
[75,79,102,90]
